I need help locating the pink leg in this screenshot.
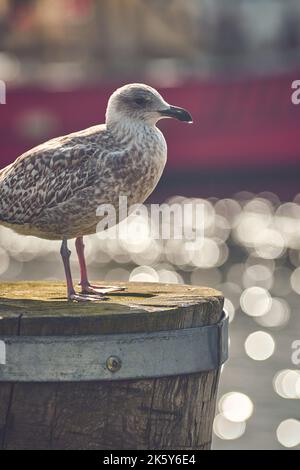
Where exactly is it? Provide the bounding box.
[60,239,102,302]
[75,237,89,291]
[60,239,76,298]
[75,236,125,295]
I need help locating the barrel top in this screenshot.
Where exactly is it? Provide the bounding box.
[0,281,224,336]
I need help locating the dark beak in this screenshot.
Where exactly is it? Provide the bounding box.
[159,105,193,123]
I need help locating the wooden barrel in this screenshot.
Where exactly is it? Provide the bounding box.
[0,281,226,450]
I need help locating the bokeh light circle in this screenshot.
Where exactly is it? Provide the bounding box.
[276,419,300,448]
[213,414,246,440]
[219,392,253,423]
[244,331,275,361]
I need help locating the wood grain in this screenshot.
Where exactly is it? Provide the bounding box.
[0,281,224,450]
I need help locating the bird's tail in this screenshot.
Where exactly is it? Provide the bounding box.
[0,165,11,224]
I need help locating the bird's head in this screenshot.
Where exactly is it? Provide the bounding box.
[106,83,193,127]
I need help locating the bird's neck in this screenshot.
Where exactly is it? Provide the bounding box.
[107,119,159,146]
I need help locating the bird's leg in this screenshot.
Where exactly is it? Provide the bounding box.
[60,239,76,298]
[75,236,125,295]
[75,236,89,291]
[60,239,100,302]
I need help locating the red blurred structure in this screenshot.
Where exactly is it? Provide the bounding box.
[1,71,300,176]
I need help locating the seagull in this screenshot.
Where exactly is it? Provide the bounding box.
[0,83,193,301]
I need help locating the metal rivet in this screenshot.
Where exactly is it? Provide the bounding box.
[106,356,122,373]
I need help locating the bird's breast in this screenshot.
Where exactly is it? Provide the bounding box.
[118,134,167,205]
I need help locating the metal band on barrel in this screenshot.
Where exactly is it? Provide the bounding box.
[0,311,228,382]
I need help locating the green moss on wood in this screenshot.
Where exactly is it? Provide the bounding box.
[0,281,224,336]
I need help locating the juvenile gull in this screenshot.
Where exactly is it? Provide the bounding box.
[0,83,192,301]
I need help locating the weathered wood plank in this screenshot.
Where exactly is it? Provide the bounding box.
[0,311,21,448]
[147,298,222,450]
[0,281,224,450]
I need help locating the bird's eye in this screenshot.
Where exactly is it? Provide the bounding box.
[134,97,147,106]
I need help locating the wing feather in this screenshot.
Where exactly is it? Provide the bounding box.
[0,125,116,225]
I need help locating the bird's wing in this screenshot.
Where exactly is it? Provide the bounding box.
[0,126,118,225]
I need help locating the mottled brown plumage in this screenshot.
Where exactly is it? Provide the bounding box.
[0,123,166,239]
[0,83,192,300]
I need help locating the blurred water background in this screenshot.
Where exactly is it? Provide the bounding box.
[1,0,300,450]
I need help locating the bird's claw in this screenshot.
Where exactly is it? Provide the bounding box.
[69,292,108,302]
[68,284,125,301]
[80,284,125,295]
